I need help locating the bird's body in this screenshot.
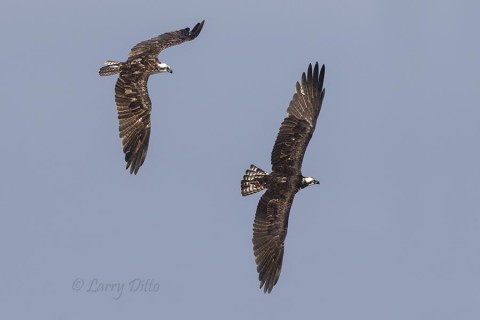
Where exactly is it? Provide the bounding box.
[99,20,205,174]
[241,62,326,293]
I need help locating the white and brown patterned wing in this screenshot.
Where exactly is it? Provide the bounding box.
[271,63,325,173]
[114,68,152,174]
[252,190,294,293]
[127,20,204,60]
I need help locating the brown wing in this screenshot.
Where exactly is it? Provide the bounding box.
[271,63,325,173]
[114,68,152,174]
[253,190,294,293]
[127,20,205,60]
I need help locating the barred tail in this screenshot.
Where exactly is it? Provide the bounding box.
[241,165,269,196]
[99,61,123,76]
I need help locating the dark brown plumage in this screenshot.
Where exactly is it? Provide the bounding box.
[241,62,326,293]
[99,20,205,174]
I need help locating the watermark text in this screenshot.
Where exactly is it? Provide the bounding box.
[72,277,160,300]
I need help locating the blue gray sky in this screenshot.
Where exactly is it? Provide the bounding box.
[1,0,480,319]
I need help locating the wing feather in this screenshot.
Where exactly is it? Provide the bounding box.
[114,69,152,174]
[271,63,325,172]
[253,191,294,293]
[127,20,205,59]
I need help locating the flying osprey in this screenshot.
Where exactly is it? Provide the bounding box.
[241,62,326,293]
[99,20,205,174]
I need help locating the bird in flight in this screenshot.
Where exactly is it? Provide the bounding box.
[99,20,205,174]
[240,62,326,293]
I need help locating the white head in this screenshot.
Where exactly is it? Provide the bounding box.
[157,62,173,74]
[301,176,320,188]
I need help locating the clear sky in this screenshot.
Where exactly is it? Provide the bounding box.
[1,0,480,319]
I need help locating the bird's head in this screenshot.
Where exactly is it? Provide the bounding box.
[301,176,320,189]
[157,62,173,74]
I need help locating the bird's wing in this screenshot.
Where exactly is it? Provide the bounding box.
[271,63,325,173]
[114,68,152,174]
[127,20,205,60]
[253,190,295,293]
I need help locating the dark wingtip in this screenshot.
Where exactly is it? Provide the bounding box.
[260,280,274,294]
[125,152,138,175]
[313,62,319,80]
[129,164,139,175]
[191,20,205,38]
[262,283,273,294]
[319,63,325,84]
[309,62,325,90]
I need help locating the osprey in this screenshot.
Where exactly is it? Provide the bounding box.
[99,20,205,174]
[241,63,326,293]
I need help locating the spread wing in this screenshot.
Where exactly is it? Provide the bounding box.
[271,63,325,173]
[127,20,205,60]
[114,68,152,174]
[253,190,295,293]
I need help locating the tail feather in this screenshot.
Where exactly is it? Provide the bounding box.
[99,61,123,76]
[241,165,269,196]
